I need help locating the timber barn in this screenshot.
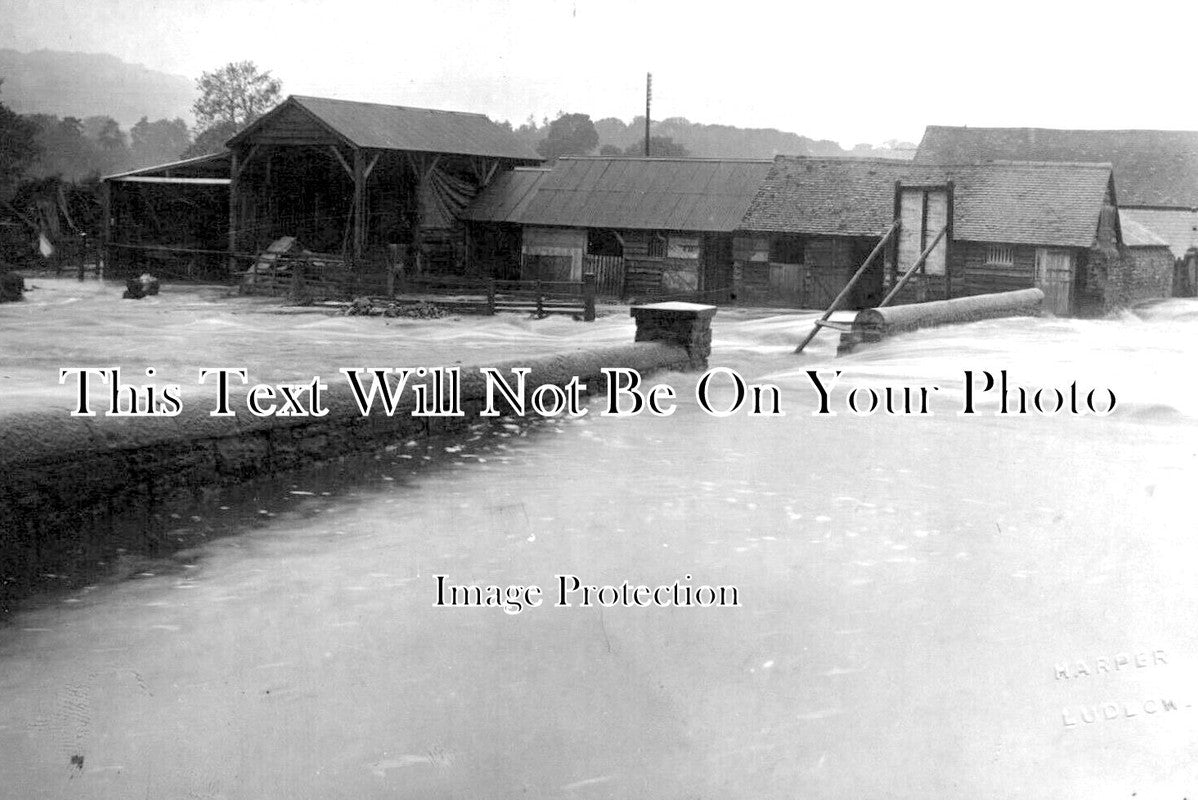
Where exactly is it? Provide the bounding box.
[915,126,1198,291]
[103,94,541,281]
[462,157,772,300]
[741,156,1173,316]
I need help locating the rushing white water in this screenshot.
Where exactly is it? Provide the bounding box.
[2,300,1198,799]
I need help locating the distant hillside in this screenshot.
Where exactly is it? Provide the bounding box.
[0,49,193,129]
[593,116,849,159]
[508,113,914,160]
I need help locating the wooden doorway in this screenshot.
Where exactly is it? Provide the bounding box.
[701,234,734,301]
[1035,248,1074,315]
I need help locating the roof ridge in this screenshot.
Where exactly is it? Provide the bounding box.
[559,156,773,163]
[772,155,915,165]
[925,124,1198,136]
[927,159,1114,170]
[290,94,491,120]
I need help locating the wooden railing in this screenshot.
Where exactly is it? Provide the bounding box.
[396,274,597,321]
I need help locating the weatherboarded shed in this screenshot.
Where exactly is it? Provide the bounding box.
[463,157,772,299]
[738,158,912,308]
[743,157,1167,315]
[915,126,1198,264]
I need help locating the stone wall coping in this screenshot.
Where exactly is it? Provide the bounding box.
[629,302,718,316]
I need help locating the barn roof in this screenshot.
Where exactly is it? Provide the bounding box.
[915,126,1198,208]
[479,157,773,232]
[103,151,232,182]
[1118,214,1171,248]
[944,161,1115,248]
[744,156,1115,248]
[227,95,541,160]
[742,157,912,237]
[460,167,550,223]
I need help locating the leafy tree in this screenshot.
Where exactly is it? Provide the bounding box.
[535,113,599,161]
[192,61,281,132]
[182,120,240,158]
[82,116,131,175]
[131,117,192,166]
[624,135,690,157]
[0,80,41,195]
[26,115,96,181]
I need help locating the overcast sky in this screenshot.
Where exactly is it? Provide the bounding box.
[1,0,1194,147]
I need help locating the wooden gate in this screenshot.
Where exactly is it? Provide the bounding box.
[804,266,847,309]
[583,254,624,297]
[1035,248,1074,315]
[768,263,803,304]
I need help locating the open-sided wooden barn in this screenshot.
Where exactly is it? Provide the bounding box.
[915,126,1198,264]
[103,151,232,279]
[462,157,772,299]
[103,94,541,283]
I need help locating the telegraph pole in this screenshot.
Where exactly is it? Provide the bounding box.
[645,72,652,157]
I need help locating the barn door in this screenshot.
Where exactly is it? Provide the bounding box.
[897,187,948,276]
[1034,248,1074,315]
[701,234,733,301]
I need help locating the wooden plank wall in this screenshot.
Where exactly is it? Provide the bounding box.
[522,227,585,280]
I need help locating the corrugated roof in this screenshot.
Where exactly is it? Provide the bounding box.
[1118,213,1171,248]
[460,167,550,223]
[915,126,1198,208]
[744,156,1114,248]
[229,95,542,160]
[475,157,773,232]
[103,151,231,181]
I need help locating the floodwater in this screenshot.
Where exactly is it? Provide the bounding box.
[3,299,1198,799]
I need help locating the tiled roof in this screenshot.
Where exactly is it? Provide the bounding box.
[915,126,1198,208]
[744,157,1114,248]
[945,161,1113,248]
[504,157,773,232]
[460,168,550,223]
[742,157,913,236]
[229,95,542,160]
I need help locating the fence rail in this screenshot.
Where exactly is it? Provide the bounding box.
[397,274,597,320]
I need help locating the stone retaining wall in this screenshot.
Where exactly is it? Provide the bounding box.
[0,304,716,612]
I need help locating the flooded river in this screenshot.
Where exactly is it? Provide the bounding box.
[3,302,1198,798]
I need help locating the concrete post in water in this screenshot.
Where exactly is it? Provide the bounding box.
[629,301,717,370]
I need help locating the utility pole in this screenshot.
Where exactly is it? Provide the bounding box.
[645,72,652,157]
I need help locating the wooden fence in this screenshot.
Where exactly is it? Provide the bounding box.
[396,273,597,320]
[583,254,624,297]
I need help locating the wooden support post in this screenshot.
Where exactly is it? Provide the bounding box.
[890,180,902,288]
[352,148,365,265]
[944,181,955,300]
[582,272,596,322]
[535,280,544,318]
[228,150,240,276]
[487,278,496,315]
[100,180,111,280]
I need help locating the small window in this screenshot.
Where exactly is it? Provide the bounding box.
[986,245,1014,266]
[770,235,805,264]
[587,229,622,257]
[647,232,668,258]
